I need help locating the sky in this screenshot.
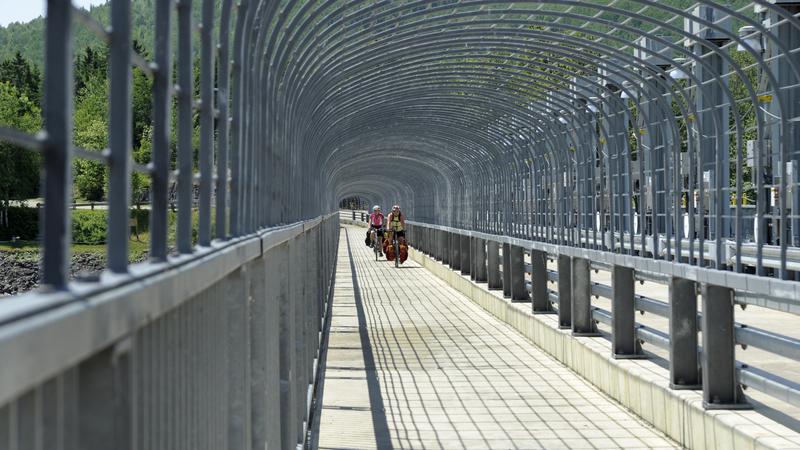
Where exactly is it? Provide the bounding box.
[0,0,107,27]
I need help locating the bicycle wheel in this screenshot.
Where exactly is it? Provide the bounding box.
[394,241,399,267]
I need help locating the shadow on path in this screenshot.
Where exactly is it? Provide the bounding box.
[345,229,394,449]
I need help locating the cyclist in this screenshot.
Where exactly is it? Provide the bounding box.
[367,205,385,255]
[385,205,408,263]
[386,205,405,241]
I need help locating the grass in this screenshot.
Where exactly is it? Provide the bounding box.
[0,208,211,262]
[0,233,151,262]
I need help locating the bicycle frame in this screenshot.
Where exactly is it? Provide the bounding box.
[371,227,382,260]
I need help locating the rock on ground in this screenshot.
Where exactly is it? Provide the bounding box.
[0,250,149,296]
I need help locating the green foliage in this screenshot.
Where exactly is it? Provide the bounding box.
[0,0,225,67]
[71,210,108,244]
[0,51,41,106]
[73,75,109,201]
[728,49,759,204]
[72,209,151,244]
[70,43,153,202]
[131,41,153,150]
[0,207,151,243]
[74,46,108,96]
[0,82,41,210]
[166,209,214,247]
[0,207,38,240]
[132,125,153,203]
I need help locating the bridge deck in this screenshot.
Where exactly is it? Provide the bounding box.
[312,226,678,449]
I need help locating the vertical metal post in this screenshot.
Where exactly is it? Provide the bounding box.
[451,233,461,271]
[557,254,572,328]
[249,257,271,450]
[215,0,233,240]
[474,238,487,282]
[502,243,512,298]
[531,249,552,313]
[571,257,598,336]
[294,235,308,445]
[701,284,750,409]
[437,230,444,261]
[432,229,439,260]
[635,63,668,258]
[460,234,471,275]
[227,0,245,237]
[107,0,132,273]
[669,277,701,389]
[227,266,252,448]
[41,0,74,288]
[487,240,502,289]
[77,345,131,450]
[469,237,477,281]
[198,0,215,246]
[442,231,450,265]
[427,228,433,258]
[300,231,314,439]
[612,266,643,358]
[176,0,193,253]
[510,245,529,301]
[687,5,732,266]
[150,0,172,260]
[277,241,296,448]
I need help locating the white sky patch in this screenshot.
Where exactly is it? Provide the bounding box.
[0,0,107,27]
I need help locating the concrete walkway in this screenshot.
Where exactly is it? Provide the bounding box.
[311,226,679,449]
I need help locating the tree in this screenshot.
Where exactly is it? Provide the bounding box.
[132,124,152,203]
[0,82,41,226]
[0,52,41,106]
[74,46,108,96]
[73,75,109,201]
[131,40,153,150]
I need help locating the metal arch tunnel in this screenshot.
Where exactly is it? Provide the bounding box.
[1,0,800,449]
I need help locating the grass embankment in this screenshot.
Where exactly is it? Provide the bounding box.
[0,207,212,261]
[0,235,151,261]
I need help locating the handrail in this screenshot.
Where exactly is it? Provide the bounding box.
[406,219,800,307]
[406,219,800,414]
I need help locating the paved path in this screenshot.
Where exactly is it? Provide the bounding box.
[312,226,678,449]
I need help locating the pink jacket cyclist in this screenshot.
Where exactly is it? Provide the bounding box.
[366,205,385,255]
[369,207,384,227]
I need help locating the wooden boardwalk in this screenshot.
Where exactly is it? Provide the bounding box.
[311,226,678,449]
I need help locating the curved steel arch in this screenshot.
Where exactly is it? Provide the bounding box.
[3,2,800,445]
[2,0,799,317]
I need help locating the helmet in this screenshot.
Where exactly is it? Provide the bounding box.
[373,205,380,211]
[392,204,400,210]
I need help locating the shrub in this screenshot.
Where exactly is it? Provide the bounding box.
[71,210,107,244]
[72,209,151,244]
[0,206,39,240]
[0,207,151,243]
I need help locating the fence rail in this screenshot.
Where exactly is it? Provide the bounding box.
[0,213,339,449]
[2,0,800,445]
[405,219,800,413]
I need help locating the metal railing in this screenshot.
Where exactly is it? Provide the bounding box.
[406,220,800,412]
[0,0,342,448]
[0,214,339,449]
[0,0,800,445]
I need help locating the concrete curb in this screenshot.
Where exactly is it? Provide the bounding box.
[409,247,800,450]
[340,219,367,228]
